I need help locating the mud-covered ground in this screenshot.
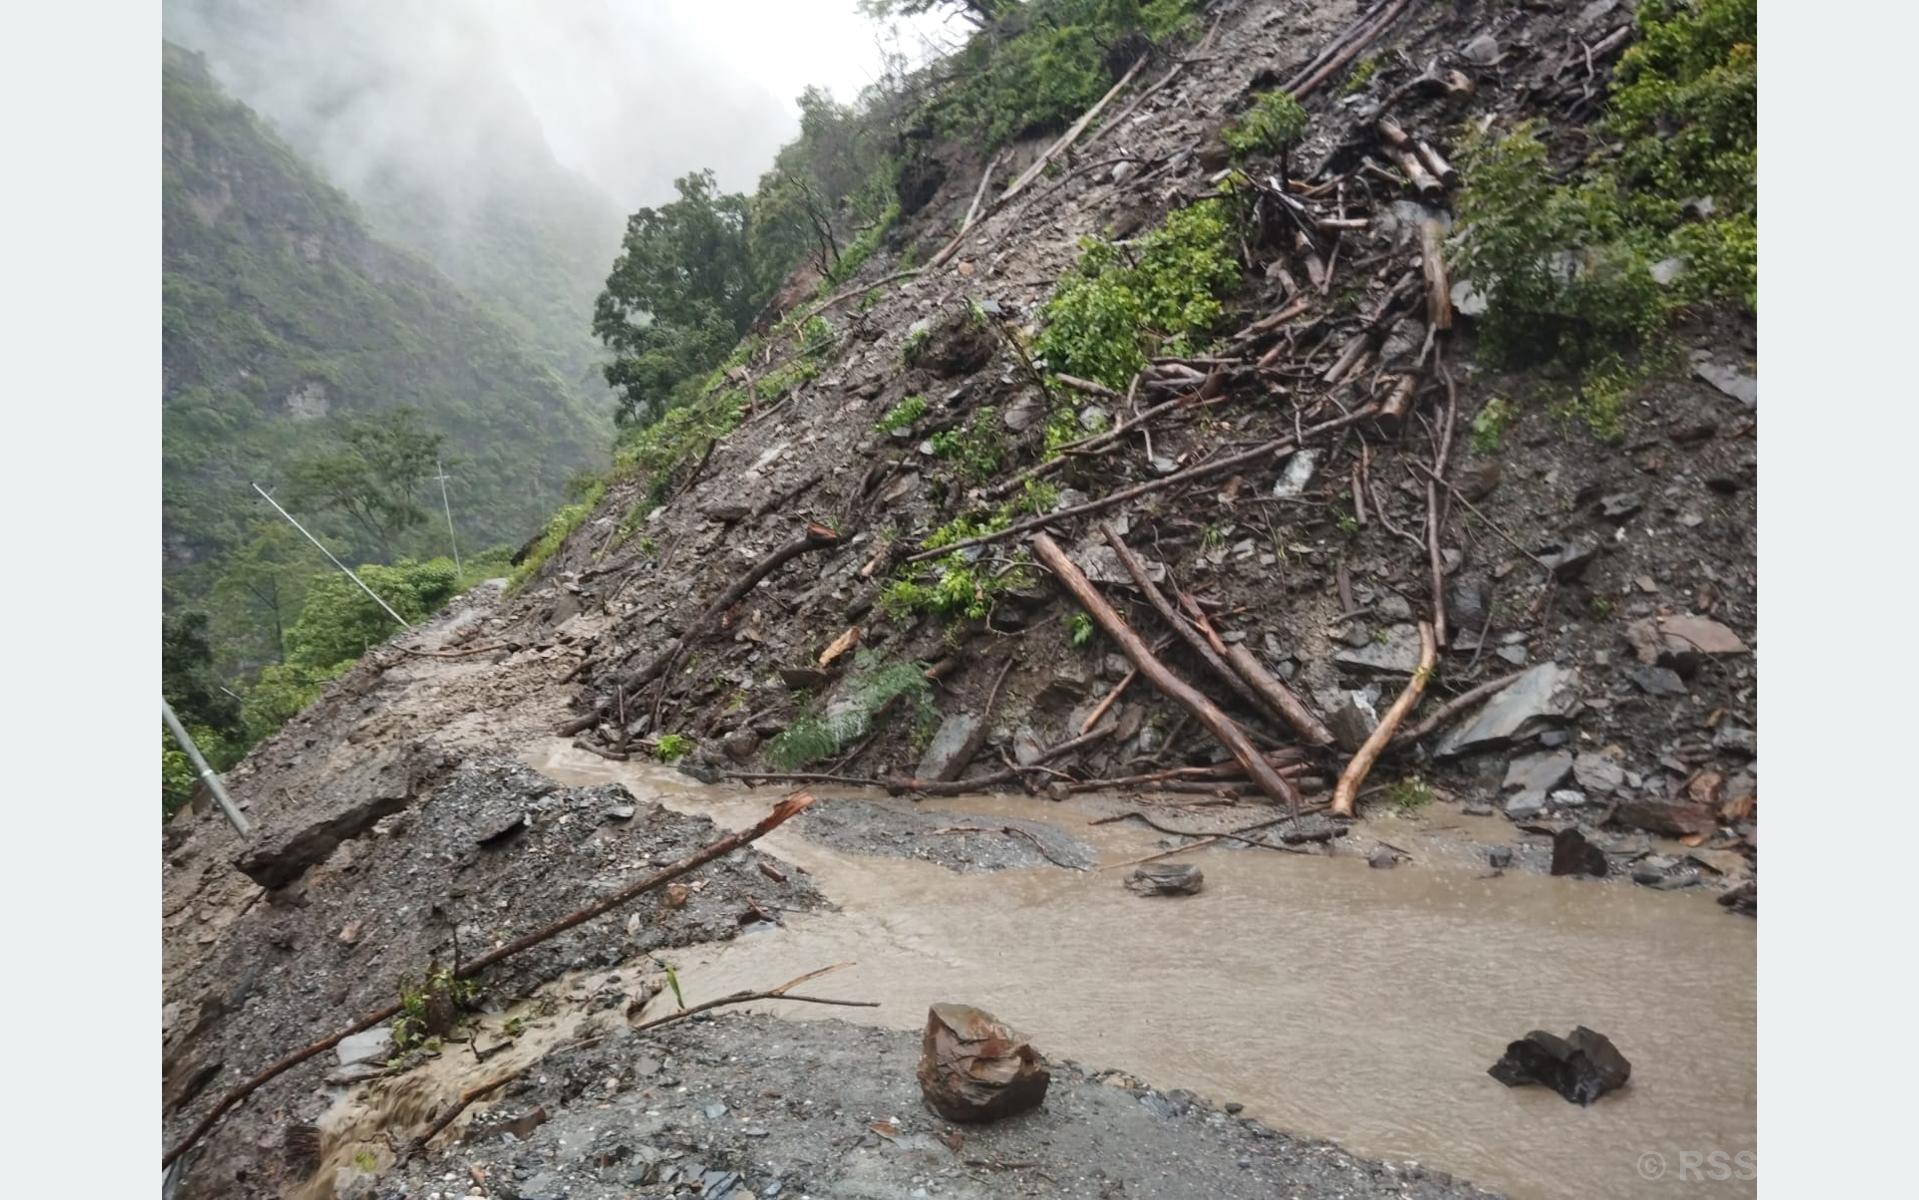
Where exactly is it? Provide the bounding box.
[374,1013,1498,1200]
[793,796,1096,872]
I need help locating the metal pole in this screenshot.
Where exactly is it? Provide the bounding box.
[162,698,251,836]
[432,458,461,572]
[250,482,412,629]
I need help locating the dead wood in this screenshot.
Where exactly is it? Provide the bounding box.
[1376,373,1419,436]
[1420,217,1453,332]
[1222,644,1337,747]
[162,792,815,1169]
[1390,669,1528,747]
[906,404,1380,563]
[1331,623,1437,817]
[630,962,876,1034]
[1285,0,1415,100]
[1031,533,1298,807]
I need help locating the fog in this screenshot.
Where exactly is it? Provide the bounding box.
[161,0,956,213]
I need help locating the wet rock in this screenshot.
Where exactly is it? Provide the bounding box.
[1719,881,1757,917]
[1436,664,1582,758]
[906,308,996,377]
[1502,750,1573,818]
[1550,827,1609,878]
[779,666,833,692]
[1334,624,1424,674]
[1126,862,1204,895]
[1487,845,1514,870]
[1691,354,1757,410]
[705,503,751,523]
[1538,540,1598,582]
[1572,751,1626,795]
[918,1003,1050,1123]
[721,730,762,763]
[1488,1027,1631,1105]
[1367,847,1398,870]
[1627,665,1688,696]
[916,714,986,783]
[234,744,451,889]
[1712,723,1757,757]
[336,1027,392,1067]
[1610,795,1716,838]
[1455,461,1501,503]
[1327,693,1380,753]
[1626,614,1748,674]
[1449,576,1492,631]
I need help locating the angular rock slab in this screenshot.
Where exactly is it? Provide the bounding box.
[1334,624,1425,674]
[918,1003,1050,1123]
[1489,1026,1632,1105]
[1126,862,1204,895]
[916,714,986,783]
[1436,664,1582,758]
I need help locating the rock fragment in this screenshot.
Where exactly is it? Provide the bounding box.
[1488,1026,1631,1105]
[918,1003,1050,1123]
[1126,863,1204,895]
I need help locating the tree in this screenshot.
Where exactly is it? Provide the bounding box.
[282,558,461,672]
[209,521,321,667]
[161,609,244,817]
[860,0,1007,27]
[595,171,763,425]
[286,408,446,559]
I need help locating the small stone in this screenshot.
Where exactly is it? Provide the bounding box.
[1550,827,1609,877]
[1334,624,1423,673]
[1126,863,1204,895]
[604,804,637,821]
[1572,752,1626,794]
[1549,789,1589,808]
[1713,724,1757,757]
[918,1004,1050,1122]
[1628,665,1688,696]
[1462,33,1501,65]
[1488,845,1514,870]
[704,1102,729,1119]
[1367,847,1398,870]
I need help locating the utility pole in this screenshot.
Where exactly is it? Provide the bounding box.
[162,698,251,836]
[431,457,461,572]
[251,482,412,629]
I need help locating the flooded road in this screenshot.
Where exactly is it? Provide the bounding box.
[531,743,1756,1199]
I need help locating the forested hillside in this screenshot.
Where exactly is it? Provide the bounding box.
[161,42,609,801]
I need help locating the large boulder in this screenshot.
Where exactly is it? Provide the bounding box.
[918,1003,1050,1123]
[1488,1026,1632,1105]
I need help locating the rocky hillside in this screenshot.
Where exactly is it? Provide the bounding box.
[161,0,1757,1194]
[161,41,608,608]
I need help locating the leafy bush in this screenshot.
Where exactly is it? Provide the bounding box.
[1454,0,1755,429]
[1035,199,1240,388]
[1221,90,1307,159]
[284,557,463,669]
[655,733,694,762]
[875,394,928,433]
[928,408,1005,483]
[766,656,938,768]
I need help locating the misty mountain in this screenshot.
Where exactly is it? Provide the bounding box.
[161,0,625,390]
[162,41,608,580]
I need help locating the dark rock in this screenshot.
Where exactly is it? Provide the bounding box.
[916,714,986,783]
[895,149,946,216]
[1126,863,1204,895]
[778,666,834,692]
[918,1003,1050,1122]
[1538,540,1598,582]
[234,743,452,889]
[906,308,997,378]
[1327,694,1379,753]
[1719,881,1757,917]
[1627,665,1689,696]
[1455,461,1502,503]
[1488,1026,1631,1105]
[1487,845,1514,870]
[1436,664,1582,758]
[721,730,761,763]
[1550,827,1609,877]
[705,504,751,523]
[1712,724,1757,757]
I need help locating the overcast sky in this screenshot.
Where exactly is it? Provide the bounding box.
[165,0,958,210]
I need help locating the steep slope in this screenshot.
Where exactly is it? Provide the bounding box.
[161,41,608,586]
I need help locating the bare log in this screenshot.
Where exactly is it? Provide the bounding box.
[1415,140,1458,188]
[1222,644,1336,747]
[1285,0,1414,99]
[1031,534,1298,807]
[1331,624,1436,817]
[907,404,1380,563]
[162,792,816,1168]
[1101,525,1273,720]
[1376,373,1419,436]
[1420,217,1453,332]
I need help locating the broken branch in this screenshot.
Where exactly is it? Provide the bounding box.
[1331,624,1437,817]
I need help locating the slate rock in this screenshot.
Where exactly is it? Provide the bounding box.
[1488,1026,1632,1105]
[1550,827,1609,877]
[918,1003,1050,1122]
[721,729,761,763]
[1627,665,1688,696]
[1691,354,1758,409]
[916,714,986,783]
[1487,845,1514,870]
[1610,796,1716,838]
[1503,749,1573,817]
[1572,751,1626,795]
[336,1027,393,1067]
[1436,664,1582,758]
[1126,863,1204,895]
[1625,614,1747,674]
[1334,624,1424,674]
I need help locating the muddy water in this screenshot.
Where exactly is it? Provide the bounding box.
[530,744,1756,1199]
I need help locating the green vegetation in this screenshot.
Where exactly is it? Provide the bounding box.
[929,408,1006,483]
[766,656,939,769]
[1340,56,1379,96]
[1387,775,1435,814]
[1034,199,1241,389]
[1067,610,1097,647]
[655,734,695,762]
[875,395,928,433]
[914,0,1196,149]
[1454,0,1756,433]
[392,967,481,1054]
[1470,396,1515,454]
[1221,90,1308,159]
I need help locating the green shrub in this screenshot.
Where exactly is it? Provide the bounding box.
[1221,90,1307,159]
[655,733,694,761]
[1035,199,1239,389]
[929,408,1005,483]
[766,656,938,769]
[1453,0,1755,430]
[1470,396,1514,454]
[875,395,927,433]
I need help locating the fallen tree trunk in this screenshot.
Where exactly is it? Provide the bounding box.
[1331,624,1436,817]
[560,523,840,736]
[162,791,816,1168]
[1223,644,1337,747]
[1031,533,1298,808]
[1421,217,1453,332]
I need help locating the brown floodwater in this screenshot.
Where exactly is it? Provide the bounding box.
[528,742,1757,1200]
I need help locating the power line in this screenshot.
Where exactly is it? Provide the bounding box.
[431,457,461,572]
[250,482,412,629]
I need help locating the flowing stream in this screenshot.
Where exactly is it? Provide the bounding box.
[528,742,1756,1199]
